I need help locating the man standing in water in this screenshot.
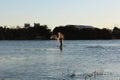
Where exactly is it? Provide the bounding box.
[50,32,64,51]
[57,32,64,51]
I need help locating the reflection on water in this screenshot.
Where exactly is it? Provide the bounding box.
[0,40,120,80]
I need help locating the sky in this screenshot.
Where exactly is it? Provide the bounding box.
[0,0,120,29]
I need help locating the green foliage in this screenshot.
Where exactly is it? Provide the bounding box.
[0,24,120,40]
[53,25,116,40]
[0,23,51,40]
[112,27,120,39]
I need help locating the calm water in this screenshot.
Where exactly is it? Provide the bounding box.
[0,40,120,80]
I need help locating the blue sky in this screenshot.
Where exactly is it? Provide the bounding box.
[0,0,120,29]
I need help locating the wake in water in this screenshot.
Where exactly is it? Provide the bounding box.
[86,45,105,49]
[60,68,115,80]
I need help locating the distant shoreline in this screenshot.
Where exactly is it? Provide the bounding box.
[0,39,120,41]
[0,23,120,40]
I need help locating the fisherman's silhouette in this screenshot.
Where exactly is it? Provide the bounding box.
[50,32,64,51]
[57,32,64,51]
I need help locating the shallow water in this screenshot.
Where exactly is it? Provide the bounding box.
[0,40,120,80]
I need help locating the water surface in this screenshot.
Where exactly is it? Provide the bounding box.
[0,40,120,80]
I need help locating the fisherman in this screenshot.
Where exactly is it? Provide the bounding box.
[50,32,64,51]
[57,32,64,50]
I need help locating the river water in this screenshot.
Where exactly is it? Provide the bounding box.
[0,40,120,80]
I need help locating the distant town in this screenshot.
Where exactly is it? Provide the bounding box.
[0,23,120,40]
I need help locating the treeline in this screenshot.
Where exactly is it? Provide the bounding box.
[0,23,51,40]
[53,25,120,40]
[0,23,120,40]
